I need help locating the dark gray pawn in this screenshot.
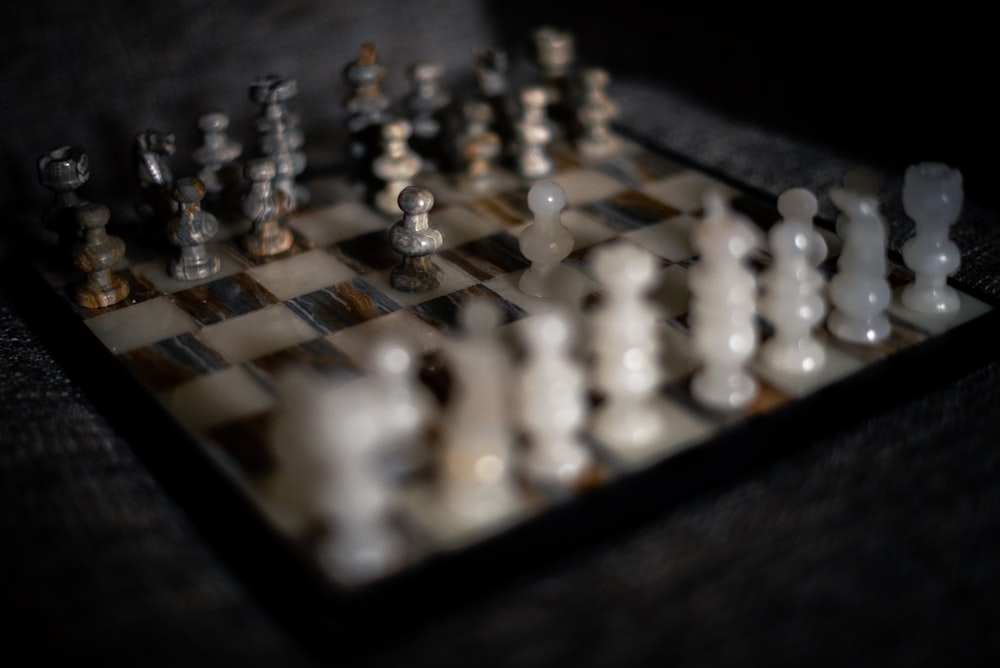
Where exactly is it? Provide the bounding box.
[71,202,129,309]
[167,177,221,280]
[390,186,443,293]
[37,145,90,260]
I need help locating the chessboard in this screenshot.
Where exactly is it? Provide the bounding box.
[8,34,1000,648]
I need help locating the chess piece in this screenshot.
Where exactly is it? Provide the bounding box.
[71,202,129,309]
[473,47,517,150]
[576,68,620,160]
[835,166,884,241]
[455,100,502,192]
[241,158,294,257]
[827,187,891,343]
[900,162,963,314]
[438,300,519,526]
[389,186,444,293]
[269,370,404,583]
[588,241,668,449]
[166,177,221,281]
[366,337,437,481]
[532,26,577,138]
[132,128,177,222]
[373,120,423,216]
[37,145,90,260]
[775,187,827,267]
[192,111,242,195]
[516,308,592,490]
[403,60,451,169]
[343,42,391,179]
[515,86,555,179]
[518,180,573,298]
[759,197,827,376]
[689,192,759,411]
[250,74,308,211]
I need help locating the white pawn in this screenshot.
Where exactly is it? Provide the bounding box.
[775,187,827,267]
[268,371,402,583]
[373,119,422,216]
[518,180,574,298]
[588,241,667,450]
[901,162,963,314]
[515,85,555,179]
[366,337,436,479]
[759,203,827,375]
[517,308,592,490]
[576,67,620,160]
[438,301,519,527]
[827,187,891,343]
[689,192,759,411]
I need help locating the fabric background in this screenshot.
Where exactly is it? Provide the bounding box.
[2,3,998,665]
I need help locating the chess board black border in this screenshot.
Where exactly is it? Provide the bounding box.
[6,130,1000,659]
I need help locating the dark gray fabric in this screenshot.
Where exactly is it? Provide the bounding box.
[2,3,999,666]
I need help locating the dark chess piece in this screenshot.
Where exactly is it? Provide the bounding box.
[167,177,222,280]
[250,74,308,211]
[473,47,517,155]
[133,128,177,223]
[390,186,443,293]
[193,111,243,195]
[71,202,130,309]
[36,145,90,262]
[532,26,578,141]
[241,158,294,257]
[455,100,501,193]
[343,43,391,188]
[403,60,451,169]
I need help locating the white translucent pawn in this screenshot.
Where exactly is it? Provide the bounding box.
[759,208,827,375]
[689,192,759,411]
[827,187,891,343]
[515,86,555,179]
[268,371,402,583]
[516,308,592,490]
[900,162,963,314]
[366,337,436,479]
[588,241,667,450]
[775,187,827,267]
[438,301,519,527]
[373,119,422,216]
[518,180,574,298]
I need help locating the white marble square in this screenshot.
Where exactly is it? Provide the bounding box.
[156,365,275,432]
[641,171,741,214]
[362,257,480,308]
[623,215,698,262]
[552,168,630,206]
[484,265,598,317]
[132,243,246,294]
[289,201,388,246]
[246,248,356,300]
[434,205,504,249]
[592,396,716,471]
[194,303,321,364]
[85,296,198,353]
[887,287,993,336]
[329,309,446,366]
[562,208,619,250]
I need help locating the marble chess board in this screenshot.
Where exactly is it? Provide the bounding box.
[15,129,998,624]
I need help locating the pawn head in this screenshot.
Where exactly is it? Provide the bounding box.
[77,202,110,229]
[527,180,565,215]
[172,176,207,204]
[398,186,434,215]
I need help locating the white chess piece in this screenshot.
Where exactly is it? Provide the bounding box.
[588,241,668,449]
[775,187,827,267]
[759,206,827,375]
[689,192,759,411]
[516,308,592,489]
[438,301,520,527]
[827,187,891,343]
[900,162,963,314]
[518,180,574,298]
[268,370,403,583]
[373,119,422,216]
[515,85,555,179]
[835,166,884,241]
